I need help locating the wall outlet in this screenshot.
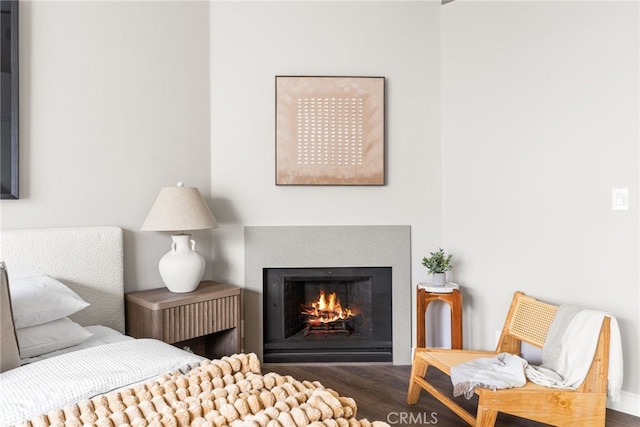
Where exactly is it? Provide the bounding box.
[612,188,629,210]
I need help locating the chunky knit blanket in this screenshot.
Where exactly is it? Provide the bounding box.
[13,353,389,427]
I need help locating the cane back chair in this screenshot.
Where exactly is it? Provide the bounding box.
[407,291,610,426]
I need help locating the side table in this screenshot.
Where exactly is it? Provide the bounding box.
[416,282,463,349]
[126,281,241,359]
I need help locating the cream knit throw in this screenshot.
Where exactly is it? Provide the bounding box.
[14,353,389,427]
[451,352,528,399]
[525,305,624,401]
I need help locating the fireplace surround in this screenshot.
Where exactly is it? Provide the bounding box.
[244,225,411,364]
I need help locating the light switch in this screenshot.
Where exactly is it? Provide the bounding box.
[612,188,629,210]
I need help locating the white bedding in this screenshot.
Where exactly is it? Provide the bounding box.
[19,325,133,365]
[0,339,205,426]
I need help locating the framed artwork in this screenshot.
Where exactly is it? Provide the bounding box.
[1,0,19,199]
[276,76,385,185]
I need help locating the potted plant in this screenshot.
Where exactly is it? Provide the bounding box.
[422,248,453,286]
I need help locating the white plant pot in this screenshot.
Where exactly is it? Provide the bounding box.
[432,272,446,286]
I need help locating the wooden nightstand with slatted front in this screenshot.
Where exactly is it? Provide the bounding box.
[125,281,241,359]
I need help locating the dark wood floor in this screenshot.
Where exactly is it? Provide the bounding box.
[263,363,639,427]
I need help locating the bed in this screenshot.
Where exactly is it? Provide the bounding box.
[0,226,389,427]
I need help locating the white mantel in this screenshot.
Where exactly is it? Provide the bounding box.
[244,225,412,365]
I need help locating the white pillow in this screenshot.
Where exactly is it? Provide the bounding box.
[16,317,93,359]
[9,275,90,329]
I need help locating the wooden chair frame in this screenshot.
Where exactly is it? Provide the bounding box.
[407,291,611,426]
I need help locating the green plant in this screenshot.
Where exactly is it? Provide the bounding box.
[421,248,453,274]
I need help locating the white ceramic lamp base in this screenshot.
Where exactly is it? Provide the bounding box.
[159,234,205,293]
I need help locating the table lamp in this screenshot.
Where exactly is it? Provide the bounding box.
[141,182,219,293]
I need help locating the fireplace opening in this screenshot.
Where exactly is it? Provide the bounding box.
[263,267,392,363]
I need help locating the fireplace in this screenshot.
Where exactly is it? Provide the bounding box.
[263,267,392,363]
[244,225,412,365]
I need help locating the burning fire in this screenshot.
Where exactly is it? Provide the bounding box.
[303,291,354,324]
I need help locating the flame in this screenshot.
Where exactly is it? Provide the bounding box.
[304,290,354,324]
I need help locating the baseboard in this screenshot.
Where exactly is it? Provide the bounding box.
[608,391,640,417]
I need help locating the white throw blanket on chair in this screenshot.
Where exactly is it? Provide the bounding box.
[525,305,624,402]
[450,305,623,402]
[451,352,528,399]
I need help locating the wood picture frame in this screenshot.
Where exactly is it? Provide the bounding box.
[276,76,385,186]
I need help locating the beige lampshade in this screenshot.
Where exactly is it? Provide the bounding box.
[141,184,219,232]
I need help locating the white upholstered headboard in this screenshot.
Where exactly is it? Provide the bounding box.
[0,226,125,333]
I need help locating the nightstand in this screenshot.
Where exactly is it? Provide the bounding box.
[125,281,241,359]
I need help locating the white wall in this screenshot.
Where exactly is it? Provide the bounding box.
[1,0,445,367]
[208,1,443,289]
[1,0,443,336]
[0,1,214,289]
[442,0,639,411]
